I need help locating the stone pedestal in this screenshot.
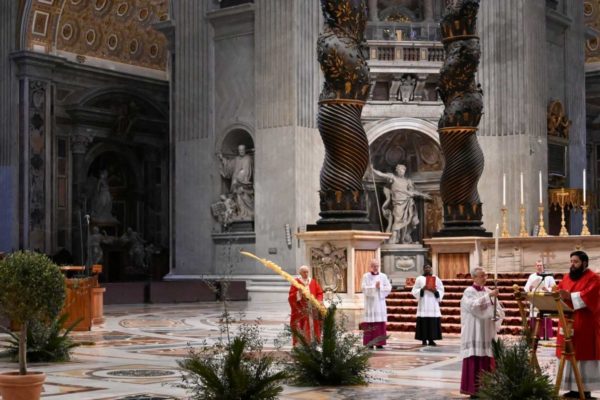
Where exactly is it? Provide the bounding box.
[380,243,429,288]
[296,230,390,317]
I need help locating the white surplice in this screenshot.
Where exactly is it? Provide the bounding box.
[411,275,445,317]
[460,286,505,358]
[361,272,392,322]
[523,273,556,292]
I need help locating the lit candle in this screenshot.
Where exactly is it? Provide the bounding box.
[583,169,586,204]
[520,172,524,205]
[494,223,499,281]
[539,171,542,204]
[502,173,506,206]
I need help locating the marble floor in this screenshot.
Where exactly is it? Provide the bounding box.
[0,300,597,400]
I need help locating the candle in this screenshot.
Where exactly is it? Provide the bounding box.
[502,173,506,206]
[539,171,542,204]
[583,168,585,204]
[494,223,499,281]
[520,172,524,205]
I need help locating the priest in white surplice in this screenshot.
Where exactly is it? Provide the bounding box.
[411,264,444,346]
[361,258,392,349]
[460,267,505,398]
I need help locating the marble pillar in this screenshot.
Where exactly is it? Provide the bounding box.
[0,1,19,252]
[477,0,549,235]
[369,0,379,22]
[71,133,93,264]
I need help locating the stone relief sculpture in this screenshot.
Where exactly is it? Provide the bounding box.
[90,169,118,224]
[311,242,348,294]
[372,164,431,244]
[217,144,254,222]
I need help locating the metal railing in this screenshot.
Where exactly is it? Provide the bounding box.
[368,41,445,63]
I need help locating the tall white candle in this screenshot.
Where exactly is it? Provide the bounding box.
[502,173,506,206]
[494,223,499,281]
[520,172,524,205]
[539,171,542,204]
[583,168,585,204]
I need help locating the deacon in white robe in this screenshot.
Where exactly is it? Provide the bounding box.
[460,267,505,398]
[361,258,392,348]
[523,260,556,339]
[411,265,444,346]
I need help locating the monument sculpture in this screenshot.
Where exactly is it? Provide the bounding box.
[435,0,490,237]
[88,226,107,265]
[372,164,431,244]
[90,169,118,224]
[217,144,254,222]
[313,0,371,227]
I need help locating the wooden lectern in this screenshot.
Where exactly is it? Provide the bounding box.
[512,285,585,400]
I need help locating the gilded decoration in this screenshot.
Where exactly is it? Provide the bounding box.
[547,100,571,139]
[585,0,600,62]
[310,243,348,294]
[23,0,168,71]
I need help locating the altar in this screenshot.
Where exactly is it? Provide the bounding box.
[425,235,600,278]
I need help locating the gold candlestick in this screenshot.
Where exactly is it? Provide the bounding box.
[537,205,548,237]
[557,189,569,237]
[519,205,529,237]
[581,204,591,236]
[501,207,510,237]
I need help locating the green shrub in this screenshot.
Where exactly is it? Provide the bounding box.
[477,338,559,400]
[177,313,288,400]
[0,250,66,374]
[3,314,81,363]
[287,304,371,386]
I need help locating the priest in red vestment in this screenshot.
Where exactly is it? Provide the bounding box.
[556,251,600,399]
[288,265,324,345]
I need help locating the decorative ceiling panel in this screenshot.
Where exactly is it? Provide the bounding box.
[24,0,169,71]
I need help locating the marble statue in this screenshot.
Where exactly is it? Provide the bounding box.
[88,226,107,265]
[120,227,148,272]
[217,144,254,221]
[90,170,118,223]
[211,194,238,228]
[372,164,431,244]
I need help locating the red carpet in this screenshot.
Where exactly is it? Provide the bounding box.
[386,273,563,335]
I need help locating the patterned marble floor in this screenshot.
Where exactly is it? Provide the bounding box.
[0,300,597,400]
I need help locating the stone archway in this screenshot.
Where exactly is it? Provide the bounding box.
[365,118,444,241]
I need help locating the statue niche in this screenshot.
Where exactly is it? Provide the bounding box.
[213,132,255,231]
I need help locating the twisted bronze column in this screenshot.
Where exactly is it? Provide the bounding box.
[312,0,372,228]
[434,0,491,237]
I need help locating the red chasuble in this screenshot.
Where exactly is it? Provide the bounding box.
[556,269,600,361]
[288,278,324,345]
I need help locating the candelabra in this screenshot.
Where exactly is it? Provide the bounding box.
[500,207,510,237]
[556,189,570,237]
[519,205,529,237]
[537,205,548,237]
[581,204,591,236]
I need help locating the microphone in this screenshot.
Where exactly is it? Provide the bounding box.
[537,271,553,278]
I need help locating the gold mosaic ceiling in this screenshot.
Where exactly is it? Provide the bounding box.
[24,0,169,71]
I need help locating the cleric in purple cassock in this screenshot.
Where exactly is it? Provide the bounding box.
[361,259,392,349]
[460,267,504,398]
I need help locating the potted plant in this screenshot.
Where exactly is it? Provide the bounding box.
[0,250,66,400]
